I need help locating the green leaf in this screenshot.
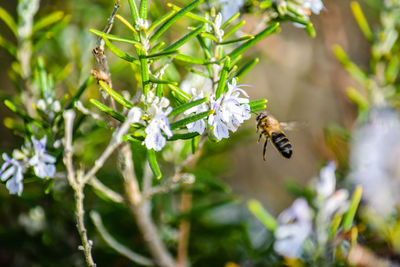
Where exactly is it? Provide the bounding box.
[90,29,140,45]
[164,25,205,52]
[150,0,203,43]
[34,15,71,52]
[170,110,213,130]
[249,99,268,108]
[33,11,64,33]
[4,99,34,122]
[385,55,400,84]
[149,74,177,85]
[260,0,273,9]
[149,41,165,54]
[90,99,126,122]
[103,34,138,63]
[228,23,280,61]
[215,57,231,99]
[236,58,259,80]
[350,1,373,42]
[333,45,368,85]
[250,104,267,112]
[169,97,208,116]
[127,0,140,24]
[346,87,369,111]
[37,57,49,97]
[200,32,218,42]
[223,20,246,40]
[98,80,134,109]
[148,10,177,34]
[222,12,240,29]
[342,185,362,232]
[218,35,254,45]
[65,77,93,109]
[168,132,199,141]
[174,54,207,65]
[148,149,162,179]
[168,84,191,102]
[139,0,148,20]
[248,199,278,232]
[305,23,316,38]
[146,49,179,60]
[167,3,212,24]
[0,34,16,57]
[0,7,17,37]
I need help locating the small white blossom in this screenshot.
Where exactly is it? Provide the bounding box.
[143,92,173,151]
[209,79,251,140]
[315,161,336,198]
[0,153,25,195]
[220,0,244,21]
[29,136,56,179]
[127,107,143,123]
[315,162,349,221]
[349,108,400,217]
[135,18,149,31]
[185,88,209,135]
[274,198,312,258]
[213,13,225,40]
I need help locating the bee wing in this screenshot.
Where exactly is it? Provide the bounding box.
[280,122,307,131]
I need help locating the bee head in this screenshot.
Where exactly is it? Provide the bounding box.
[256,112,267,121]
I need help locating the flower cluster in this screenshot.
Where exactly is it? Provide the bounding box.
[131,92,174,152]
[349,108,400,217]
[185,78,252,141]
[0,136,56,195]
[274,162,349,259]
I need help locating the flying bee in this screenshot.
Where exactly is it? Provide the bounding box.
[256,113,293,160]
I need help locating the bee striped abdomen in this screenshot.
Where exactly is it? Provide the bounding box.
[271,132,293,158]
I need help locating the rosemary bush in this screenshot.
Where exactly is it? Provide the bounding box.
[0,0,398,266]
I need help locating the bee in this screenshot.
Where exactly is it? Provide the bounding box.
[256,113,293,160]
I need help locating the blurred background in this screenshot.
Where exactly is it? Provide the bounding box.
[0,0,380,266]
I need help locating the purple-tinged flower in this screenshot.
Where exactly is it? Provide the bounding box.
[208,79,251,140]
[185,88,209,135]
[29,136,56,179]
[143,92,173,151]
[274,198,312,258]
[0,153,24,195]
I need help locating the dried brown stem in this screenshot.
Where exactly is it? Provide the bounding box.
[120,143,175,267]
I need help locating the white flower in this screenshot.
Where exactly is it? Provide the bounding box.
[308,0,325,15]
[127,107,143,123]
[143,92,173,151]
[315,162,349,221]
[315,161,336,198]
[220,0,244,21]
[0,153,24,195]
[274,198,312,258]
[185,88,209,135]
[209,79,251,140]
[349,108,400,217]
[213,13,225,40]
[295,0,325,16]
[29,136,56,179]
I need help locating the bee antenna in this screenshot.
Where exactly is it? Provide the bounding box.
[251,111,260,116]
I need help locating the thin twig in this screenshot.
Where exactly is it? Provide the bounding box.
[81,114,135,184]
[177,187,193,267]
[63,110,96,267]
[120,144,176,267]
[89,177,125,204]
[90,211,154,266]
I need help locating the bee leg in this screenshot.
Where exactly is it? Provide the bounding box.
[263,137,268,161]
[258,131,267,143]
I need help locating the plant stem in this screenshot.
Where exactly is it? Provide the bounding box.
[120,143,175,267]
